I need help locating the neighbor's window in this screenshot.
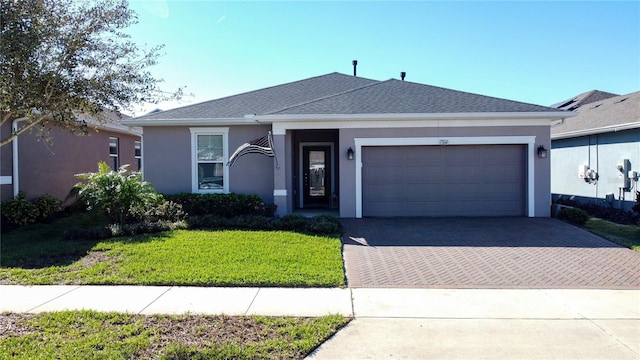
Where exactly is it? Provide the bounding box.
[109,137,119,169]
[190,128,229,193]
[134,141,142,170]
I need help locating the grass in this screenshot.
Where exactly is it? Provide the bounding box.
[0,215,345,287]
[0,311,350,359]
[585,217,640,252]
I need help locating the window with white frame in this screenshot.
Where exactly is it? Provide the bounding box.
[109,137,119,169]
[190,128,229,193]
[134,141,142,170]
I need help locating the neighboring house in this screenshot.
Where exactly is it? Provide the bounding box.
[0,111,142,202]
[550,90,640,211]
[123,72,570,218]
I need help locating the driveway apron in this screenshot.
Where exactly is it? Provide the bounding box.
[341,217,640,289]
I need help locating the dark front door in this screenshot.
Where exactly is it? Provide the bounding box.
[302,146,331,207]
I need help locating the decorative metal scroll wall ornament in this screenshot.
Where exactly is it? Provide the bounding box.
[227,131,278,167]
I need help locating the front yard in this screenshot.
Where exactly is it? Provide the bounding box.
[0,215,348,359]
[0,216,345,287]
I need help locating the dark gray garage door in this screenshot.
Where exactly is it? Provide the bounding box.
[362,145,526,217]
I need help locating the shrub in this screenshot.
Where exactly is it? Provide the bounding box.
[276,214,309,232]
[137,200,185,223]
[165,193,276,218]
[74,162,163,224]
[555,197,639,225]
[305,215,342,235]
[185,213,341,235]
[64,220,189,240]
[633,191,640,214]
[558,207,590,226]
[34,194,63,221]
[1,192,39,226]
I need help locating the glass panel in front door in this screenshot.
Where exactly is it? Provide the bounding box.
[308,150,325,197]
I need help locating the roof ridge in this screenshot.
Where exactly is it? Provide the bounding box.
[384,78,561,111]
[136,72,363,119]
[264,78,384,115]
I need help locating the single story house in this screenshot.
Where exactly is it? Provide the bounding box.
[550,90,640,211]
[0,111,142,202]
[123,72,571,218]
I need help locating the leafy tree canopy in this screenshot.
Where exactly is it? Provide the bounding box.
[0,0,181,146]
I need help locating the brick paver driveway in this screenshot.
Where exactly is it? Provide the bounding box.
[341,217,640,289]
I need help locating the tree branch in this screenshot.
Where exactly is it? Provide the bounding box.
[0,116,47,147]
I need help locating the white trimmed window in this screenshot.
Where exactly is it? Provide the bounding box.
[134,141,142,170]
[109,137,119,169]
[190,128,229,193]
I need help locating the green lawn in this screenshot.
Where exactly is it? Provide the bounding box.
[0,311,349,359]
[0,216,345,287]
[585,218,640,252]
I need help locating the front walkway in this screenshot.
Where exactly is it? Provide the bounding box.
[341,217,640,289]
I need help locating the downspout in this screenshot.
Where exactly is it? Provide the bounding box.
[11,118,26,198]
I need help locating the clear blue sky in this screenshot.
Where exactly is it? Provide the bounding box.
[126,0,640,115]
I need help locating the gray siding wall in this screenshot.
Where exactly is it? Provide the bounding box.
[143,125,274,203]
[551,128,640,210]
[339,125,551,217]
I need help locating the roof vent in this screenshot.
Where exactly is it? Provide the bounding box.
[400,72,406,81]
[352,60,358,77]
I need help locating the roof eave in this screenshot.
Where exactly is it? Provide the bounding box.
[121,117,258,127]
[254,111,574,122]
[551,121,640,140]
[122,111,574,127]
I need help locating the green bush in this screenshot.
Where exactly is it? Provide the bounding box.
[633,191,640,214]
[74,162,163,224]
[34,194,63,221]
[137,200,185,223]
[64,220,189,240]
[185,213,341,235]
[558,207,590,226]
[276,214,309,232]
[1,192,39,226]
[305,215,342,234]
[165,193,277,218]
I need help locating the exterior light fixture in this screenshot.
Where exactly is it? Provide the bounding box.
[537,145,548,158]
[347,147,354,160]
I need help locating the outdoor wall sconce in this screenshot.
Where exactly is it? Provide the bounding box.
[537,145,548,158]
[347,147,354,160]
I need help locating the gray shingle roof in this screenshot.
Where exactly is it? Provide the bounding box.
[551,91,640,137]
[133,72,564,121]
[135,73,378,120]
[270,79,561,114]
[551,90,620,111]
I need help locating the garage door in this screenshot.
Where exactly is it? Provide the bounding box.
[362,145,526,217]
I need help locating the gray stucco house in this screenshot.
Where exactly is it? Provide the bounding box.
[123,72,570,218]
[551,90,640,210]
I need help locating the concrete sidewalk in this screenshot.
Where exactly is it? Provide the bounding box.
[1,286,639,359]
[309,288,640,359]
[0,285,352,316]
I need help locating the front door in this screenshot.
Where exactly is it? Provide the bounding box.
[302,145,331,207]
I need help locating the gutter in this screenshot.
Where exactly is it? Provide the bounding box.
[11,118,26,198]
[253,111,573,122]
[551,121,640,140]
[121,117,256,127]
[122,111,574,126]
